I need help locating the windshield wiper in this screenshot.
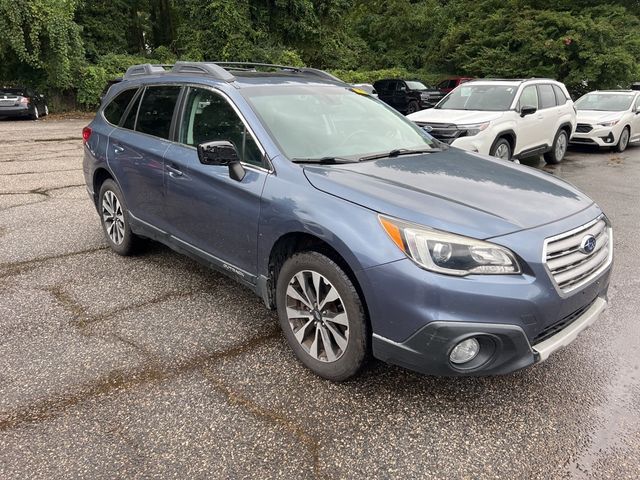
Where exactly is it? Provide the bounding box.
[291,156,356,164]
[358,147,440,162]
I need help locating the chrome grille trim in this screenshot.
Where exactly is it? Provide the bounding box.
[543,215,612,294]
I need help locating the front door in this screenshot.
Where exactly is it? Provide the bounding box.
[163,87,269,279]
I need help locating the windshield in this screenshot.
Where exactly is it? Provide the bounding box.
[242,86,436,161]
[436,84,517,111]
[575,93,635,112]
[406,81,429,91]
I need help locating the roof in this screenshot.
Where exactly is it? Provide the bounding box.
[121,62,345,88]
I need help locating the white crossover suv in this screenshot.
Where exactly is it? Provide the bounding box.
[407,79,577,163]
[570,90,640,152]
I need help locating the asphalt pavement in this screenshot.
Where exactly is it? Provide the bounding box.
[0,117,638,479]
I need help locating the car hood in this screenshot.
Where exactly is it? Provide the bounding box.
[576,110,626,124]
[303,149,594,239]
[407,108,504,125]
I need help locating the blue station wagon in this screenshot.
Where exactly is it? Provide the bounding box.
[83,62,612,380]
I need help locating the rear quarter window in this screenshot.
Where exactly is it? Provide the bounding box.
[553,85,568,105]
[103,89,138,125]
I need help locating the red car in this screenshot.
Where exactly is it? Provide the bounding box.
[436,76,474,94]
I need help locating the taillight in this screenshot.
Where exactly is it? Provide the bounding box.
[82,126,92,143]
[20,97,29,104]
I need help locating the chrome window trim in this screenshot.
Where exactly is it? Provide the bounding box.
[541,214,613,296]
[101,81,274,173]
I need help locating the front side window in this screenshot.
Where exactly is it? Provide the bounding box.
[518,85,539,110]
[179,88,263,167]
[136,85,181,139]
[103,88,137,125]
[242,85,436,161]
[436,84,517,111]
[537,84,557,109]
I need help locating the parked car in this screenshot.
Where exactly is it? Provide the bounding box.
[84,62,612,381]
[570,90,640,152]
[408,78,576,163]
[351,83,378,98]
[0,86,48,119]
[436,76,474,94]
[630,82,640,91]
[373,79,443,114]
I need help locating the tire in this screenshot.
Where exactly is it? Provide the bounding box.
[544,129,569,164]
[43,105,49,116]
[406,101,419,115]
[276,251,369,381]
[490,137,512,161]
[30,106,39,120]
[615,126,630,153]
[97,179,140,256]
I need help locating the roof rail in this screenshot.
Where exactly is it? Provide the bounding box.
[124,64,172,79]
[121,61,342,84]
[171,61,236,82]
[214,62,344,83]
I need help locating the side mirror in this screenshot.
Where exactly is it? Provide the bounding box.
[197,140,245,181]
[39,94,45,99]
[520,105,537,117]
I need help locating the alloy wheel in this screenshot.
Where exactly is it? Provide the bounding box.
[285,270,349,363]
[495,143,511,160]
[102,190,125,245]
[620,129,629,151]
[555,132,567,160]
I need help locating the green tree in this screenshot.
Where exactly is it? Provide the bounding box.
[0,0,84,89]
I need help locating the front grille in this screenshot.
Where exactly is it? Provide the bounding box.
[576,123,593,133]
[533,297,597,345]
[415,122,463,144]
[543,216,612,293]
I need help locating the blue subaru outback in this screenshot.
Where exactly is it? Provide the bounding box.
[83,62,612,381]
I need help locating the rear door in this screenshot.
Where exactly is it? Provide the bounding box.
[536,84,561,148]
[106,84,182,232]
[162,86,269,278]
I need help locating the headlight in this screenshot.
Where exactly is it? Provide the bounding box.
[457,122,490,136]
[598,119,620,127]
[379,216,521,276]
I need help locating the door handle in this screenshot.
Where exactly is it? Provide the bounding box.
[113,144,124,154]
[166,165,184,178]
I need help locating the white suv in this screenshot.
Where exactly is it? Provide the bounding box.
[407,79,577,164]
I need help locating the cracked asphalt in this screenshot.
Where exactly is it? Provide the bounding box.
[0,117,639,479]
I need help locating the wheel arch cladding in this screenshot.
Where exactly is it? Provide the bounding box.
[491,130,516,153]
[93,168,114,206]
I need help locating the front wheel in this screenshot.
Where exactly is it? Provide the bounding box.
[490,138,512,161]
[276,251,369,381]
[406,101,419,115]
[615,127,630,153]
[544,129,568,164]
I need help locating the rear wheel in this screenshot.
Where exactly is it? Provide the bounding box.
[30,106,39,120]
[98,179,140,256]
[544,129,568,164]
[276,251,369,381]
[490,138,512,161]
[43,105,49,116]
[615,127,630,153]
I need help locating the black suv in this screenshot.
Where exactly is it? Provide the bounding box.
[373,79,443,114]
[0,87,48,120]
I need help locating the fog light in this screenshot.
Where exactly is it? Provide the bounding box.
[450,338,480,364]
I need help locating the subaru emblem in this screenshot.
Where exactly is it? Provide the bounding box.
[579,234,597,254]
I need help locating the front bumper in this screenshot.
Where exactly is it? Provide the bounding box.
[372,295,607,376]
[449,135,492,155]
[570,126,619,147]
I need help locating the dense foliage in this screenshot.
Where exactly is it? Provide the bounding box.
[1,0,640,108]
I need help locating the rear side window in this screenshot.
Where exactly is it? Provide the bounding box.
[537,84,557,109]
[136,85,181,139]
[103,89,137,125]
[553,85,567,105]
